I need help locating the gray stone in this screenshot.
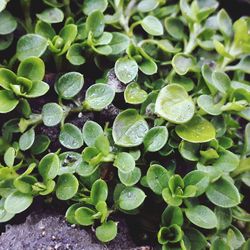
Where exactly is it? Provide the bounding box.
[0,211,139,250]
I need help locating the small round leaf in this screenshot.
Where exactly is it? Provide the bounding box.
[56,173,79,200]
[85,83,115,111]
[119,187,146,211]
[16,34,48,61]
[112,109,149,147]
[114,152,135,173]
[115,57,138,84]
[185,205,217,229]
[155,84,195,124]
[36,8,64,23]
[4,191,33,214]
[96,221,117,242]
[144,126,168,152]
[175,116,216,143]
[141,16,164,36]
[42,102,63,127]
[19,128,35,151]
[206,177,241,208]
[55,72,84,99]
[59,123,83,149]
[17,57,45,81]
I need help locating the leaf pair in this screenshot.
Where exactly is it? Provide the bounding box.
[0,57,49,113]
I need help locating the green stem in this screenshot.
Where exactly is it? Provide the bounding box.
[64,0,72,17]
[8,54,17,69]
[54,55,63,72]
[21,0,33,33]
[128,21,141,37]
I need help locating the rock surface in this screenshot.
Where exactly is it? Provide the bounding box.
[0,210,141,250]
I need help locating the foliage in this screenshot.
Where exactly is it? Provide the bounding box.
[0,0,249,249]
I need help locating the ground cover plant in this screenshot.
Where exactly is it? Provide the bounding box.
[0,0,249,249]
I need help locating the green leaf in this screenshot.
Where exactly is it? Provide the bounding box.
[213,150,239,172]
[212,71,231,95]
[178,141,199,161]
[36,7,64,23]
[4,147,15,167]
[76,161,98,177]
[184,170,209,196]
[0,10,17,35]
[112,109,149,147]
[215,207,232,231]
[82,0,108,15]
[214,40,233,59]
[146,164,170,195]
[0,207,14,223]
[155,84,195,124]
[227,226,245,249]
[17,57,45,81]
[210,238,230,250]
[59,123,83,149]
[90,179,108,205]
[84,83,115,111]
[185,205,217,229]
[56,173,79,200]
[141,16,164,36]
[109,32,130,55]
[114,152,135,173]
[0,33,13,51]
[176,116,216,143]
[42,102,63,127]
[4,191,33,214]
[55,72,84,99]
[0,90,18,113]
[16,34,48,61]
[30,135,50,155]
[82,121,103,147]
[197,95,222,115]
[233,18,250,54]
[24,80,49,98]
[14,175,36,194]
[95,134,110,156]
[158,224,183,244]
[138,56,157,75]
[35,20,56,40]
[161,206,183,226]
[217,9,233,38]
[65,203,82,224]
[144,126,168,152]
[124,82,148,104]
[86,10,104,37]
[172,53,195,75]
[137,0,159,12]
[19,128,35,151]
[0,68,16,90]
[206,177,241,208]
[119,187,146,211]
[38,153,60,180]
[164,17,185,40]
[75,207,95,226]
[115,57,138,84]
[184,228,207,250]
[96,221,117,242]
[118,167,141,187]
[0,0,8,12]
[58,24,77,54]
[66,44,86,66]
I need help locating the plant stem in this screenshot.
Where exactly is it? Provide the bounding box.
[21,0,33,33]
[64,0,72,17]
